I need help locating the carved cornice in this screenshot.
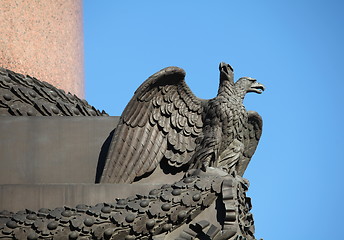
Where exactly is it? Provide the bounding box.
[0,173,256,240]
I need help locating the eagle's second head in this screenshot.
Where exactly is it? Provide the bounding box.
[235,77,265,99]
[219,62,234,83]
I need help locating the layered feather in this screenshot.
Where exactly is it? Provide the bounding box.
[100,67,204,183]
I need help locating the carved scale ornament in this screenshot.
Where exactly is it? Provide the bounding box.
[0,67,107,116]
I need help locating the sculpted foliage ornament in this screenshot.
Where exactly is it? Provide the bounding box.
[0,172,254,240]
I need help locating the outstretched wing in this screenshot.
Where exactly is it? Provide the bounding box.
[100,67,204,183]
[237,111,263,176]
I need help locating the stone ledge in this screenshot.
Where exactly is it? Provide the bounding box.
[0,183,163,212]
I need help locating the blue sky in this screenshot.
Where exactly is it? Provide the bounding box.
[84,1,344,239]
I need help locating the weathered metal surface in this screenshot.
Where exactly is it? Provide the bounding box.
[101,63,264,184]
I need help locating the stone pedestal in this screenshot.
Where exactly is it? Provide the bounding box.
[0,117,119,211]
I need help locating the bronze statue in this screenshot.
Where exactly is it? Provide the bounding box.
[101,62,264,183]
[0,63,264,239]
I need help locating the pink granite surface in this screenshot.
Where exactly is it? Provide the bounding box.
[0,0,84,97]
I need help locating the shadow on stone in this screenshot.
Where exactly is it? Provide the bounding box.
[216,193,226,227]
[95,129,115,183]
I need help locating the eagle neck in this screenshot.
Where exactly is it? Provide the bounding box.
[218,80,238,99]
[236,87,246,101]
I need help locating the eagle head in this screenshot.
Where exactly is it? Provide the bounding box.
[219,62,234,83]
[235,77,265,97]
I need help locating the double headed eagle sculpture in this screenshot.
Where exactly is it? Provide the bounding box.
[100,62,265,184]
[0,62,264,240]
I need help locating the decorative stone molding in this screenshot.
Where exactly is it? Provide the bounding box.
[0,173,256,240]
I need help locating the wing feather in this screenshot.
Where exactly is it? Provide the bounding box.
[130,126,152,162]
[102,123,131,182]
[129,101,150,127]
[237,111,263,176]
[138,104,152,127]
[100,67,205,183]
[145,131,166,171]
[118,124,146,173]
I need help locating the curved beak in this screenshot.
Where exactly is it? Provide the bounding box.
[248,81,265,94]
